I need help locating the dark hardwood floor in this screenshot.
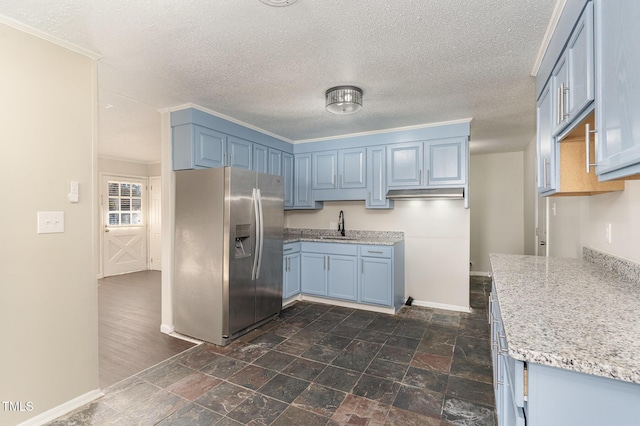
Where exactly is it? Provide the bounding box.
[98,270,196,388]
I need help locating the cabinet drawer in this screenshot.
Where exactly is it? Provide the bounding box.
[301,242,358,256]
[283,242,301,254]
[358,245,392,258]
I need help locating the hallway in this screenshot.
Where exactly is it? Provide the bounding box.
[99,271,195,388]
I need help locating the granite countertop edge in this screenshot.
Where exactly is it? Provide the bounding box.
[489,251,640,385]
[283,228,404,245]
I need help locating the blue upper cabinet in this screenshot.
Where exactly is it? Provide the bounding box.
[552,1,594,136]
[227,136,253,170]
[366,146,392,208]
[268,148,282,176]
[594,0,640,180]
[386,139,467,188]
[537,84,557,194]
[425,138,466,186]
[294,153,322,209]
[282,152,294,208]
[386,142,423,187]
[567,3,594,121]
[173,124,226,170]
[312,151,338,189]
[253,144,268,174]
[338,148,366,188]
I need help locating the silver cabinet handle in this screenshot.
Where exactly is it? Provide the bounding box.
[419,169,422,184]
[323,256,326,270]
[367,250,383,254]
[361,259,364,274]
[542,159,548,188]
[327,255,330,271]
[585,122,598,173]
[562,85,570,119]
[284,247,293,252]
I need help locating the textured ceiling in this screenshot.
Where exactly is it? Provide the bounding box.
[1,0,558,163]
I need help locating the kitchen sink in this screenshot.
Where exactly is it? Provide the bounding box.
[316,236,359,240]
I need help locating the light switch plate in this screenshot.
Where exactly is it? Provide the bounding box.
[37,211,64,234]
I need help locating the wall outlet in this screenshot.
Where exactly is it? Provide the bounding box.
[605,223,612,244]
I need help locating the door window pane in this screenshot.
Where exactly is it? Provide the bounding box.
[106,180,144,226]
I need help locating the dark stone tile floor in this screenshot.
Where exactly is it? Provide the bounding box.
[48,276,495,425]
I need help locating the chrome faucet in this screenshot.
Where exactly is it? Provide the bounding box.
[338,210,345,236]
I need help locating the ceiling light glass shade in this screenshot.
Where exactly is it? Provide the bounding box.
[259,0,298,6]
[325,86,363,114]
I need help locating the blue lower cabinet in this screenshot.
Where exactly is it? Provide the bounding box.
[327,255,358,301]
[283,243,301,299]
[297,242,403,310]
[300,252,328,296]
[360,257,392,306]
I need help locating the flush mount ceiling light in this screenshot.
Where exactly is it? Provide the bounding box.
[259,0,298,6]
[325,86,363,115]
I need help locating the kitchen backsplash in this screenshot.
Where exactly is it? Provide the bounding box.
[285,228,404,240]
[584,247,640,284]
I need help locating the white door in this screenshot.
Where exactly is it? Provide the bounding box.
[149,176,162,271]
[102,175,148,276]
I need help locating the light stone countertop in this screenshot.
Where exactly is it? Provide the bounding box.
[489,253,640,384]
[284,228,403,246]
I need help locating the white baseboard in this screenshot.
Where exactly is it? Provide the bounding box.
[470,271,491,277]
[410,299,471,313]
[160,323,174,334]
[296,295,396,315]
[17,389,103,426]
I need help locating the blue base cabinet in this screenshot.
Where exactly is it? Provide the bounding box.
[491,283,640,426]
[296,241,404,311]
[283,243,301,299]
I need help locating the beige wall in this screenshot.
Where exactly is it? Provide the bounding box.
[98,157,160,177]
[523,137,538,255]
[0,23,98,425]
[548,181,640,263]
[285,200,470,310]
[469,152,525,273]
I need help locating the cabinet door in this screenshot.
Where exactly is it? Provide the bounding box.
[294,153,314,207]
[551,53,570,134]
[338,148,366,188]
[283,253,301,299]
[567,2,594,119]
[366,146,391,208]
[312,151,338,189]
[195,125,226,168]
[300,253,327,296]
[386,142,423,187]
[425,138,466,186]
[254,144,268,174]
[536,84,557,193]
[268,148,282,176]
[595,0,640,179]
[360,257,392,306]
[227,136,253,170]
[283,152,294,208]
[327,255,358,301]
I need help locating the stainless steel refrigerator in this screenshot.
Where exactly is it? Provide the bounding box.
[174,167,284,345]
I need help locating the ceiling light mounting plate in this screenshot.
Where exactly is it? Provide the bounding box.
[325,86,363,115]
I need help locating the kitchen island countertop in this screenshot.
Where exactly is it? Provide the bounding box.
[489,252,640,384]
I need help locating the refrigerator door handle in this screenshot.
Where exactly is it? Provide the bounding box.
[252,188,260,280]
[251,188,264,280]
[255,188,265,280]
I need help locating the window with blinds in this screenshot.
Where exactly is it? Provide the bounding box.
[108,181,143,226]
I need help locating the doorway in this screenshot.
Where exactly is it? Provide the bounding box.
[101,175,148,276]
[536,195,548,256]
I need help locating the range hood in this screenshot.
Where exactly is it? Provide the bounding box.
[386,188,465,200]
